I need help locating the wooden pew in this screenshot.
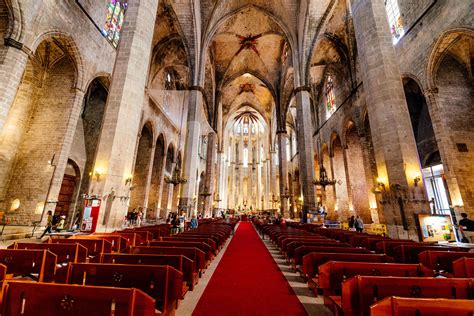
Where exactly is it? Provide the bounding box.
[2,280,155,316]
[67,263,182,315]
[418,250,474,275]
[0,263,6,282]
[374,240,417,256]
[349,234,389,248]
[48,238,112,258]
[99,253,197,292]
[301,253,394,281]
[120,230,153,242]
[84,234,129,252]
[131,246,206,275]
[332,276,473,316]
[370,296,474,316]
[392,244,464,264]
[9,242,88,282]
[0,249,56,282]
[453,257,474,278]
[317,261,433,299]
[176,234,222,248]
[110,232,145,248]
[361,237,392,251]
[293,246,369,270]
[148,241,213,262]
[280,236,330,250]
[160,237,217,254]
[285,241,350,260]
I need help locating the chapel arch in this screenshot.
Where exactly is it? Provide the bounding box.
[147,134,166,219]
[129,123,154,213]
[331,133,350,220]
[2,35,82,224]
[160,143,175,218]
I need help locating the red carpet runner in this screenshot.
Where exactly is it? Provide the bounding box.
[193,222,307,316]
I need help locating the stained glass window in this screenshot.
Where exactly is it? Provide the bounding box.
[243,124,249,134]
[102,0,128,48]
[325,75,336,118]
[385,0,404,44]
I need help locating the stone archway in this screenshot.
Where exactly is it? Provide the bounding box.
[331,134,350,220]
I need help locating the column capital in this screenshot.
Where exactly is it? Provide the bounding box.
[276,129,287,135]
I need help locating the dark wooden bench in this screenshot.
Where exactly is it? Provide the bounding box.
[148,241,213,262]
[301,252,394,281]
[316,261,433,299]
[392,244,464,264]
[48,238,112,257]
[109,232,145,247]
[131,246,206,275]
[370,296,474,315]
[285,241,350,260]
[332,276,473,316]
[280,236,331,250]
[374,240,417,256]
[86,234,130,252]
[99,253,197,292]
[361,236,392,251]
[293,246,369,270]
[418,250,474,274]
[120,229,153,242]
[175,233,222,248]
[349,234,389,248]
[0,263,6,281]
[0,249,56,282]
[9,242,88,282]
[67,263,182,315]
[2,280,155,315]
[453,257,474,278]
[160,237,217,254]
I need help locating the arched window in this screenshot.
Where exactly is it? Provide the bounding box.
[243,146,249,167]
[325,75,336,119]
[235,123,241,134]
[385,0,404,44]
[102,0,128,48]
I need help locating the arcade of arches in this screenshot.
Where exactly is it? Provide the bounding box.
[0,0,473,242]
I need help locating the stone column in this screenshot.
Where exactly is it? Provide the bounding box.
[269,149,277,208]
[277,131,289,217]
[215,150,224,210]
[424,89,468,215]
[139,143,156,219]
[155,149,168,219]
[90,0,159,230]
[0,40,29,134]
[350,0,428,239]
[295,89,317,219]
[203,131,217,216]
[179,89,203,217]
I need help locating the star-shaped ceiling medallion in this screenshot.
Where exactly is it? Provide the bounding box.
[239,83,255,94]
[235,34,262,57]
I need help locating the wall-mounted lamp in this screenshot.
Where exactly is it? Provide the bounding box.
[94,167,103,182]
[125,175,133,186]
[413,176,421,186]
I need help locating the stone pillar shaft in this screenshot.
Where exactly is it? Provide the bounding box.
[295,90,317,213]
[90,0,159,230]
[203,131,217,216]
[277,132,289,217]
[350,0,427,239]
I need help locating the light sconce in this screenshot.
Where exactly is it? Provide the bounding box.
[125,175,133,186]
[413,176,421,186]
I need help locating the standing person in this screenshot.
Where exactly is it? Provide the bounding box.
[190,215,198,230]
[178,212,186,233]
[171,213,179,235]
[136,210,142,227]
[38,211,53,239]
[355,215,364,232]
[56,215,66,232]
[348,216,355,230]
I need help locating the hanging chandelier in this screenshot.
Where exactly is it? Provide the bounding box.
[313,165,339,190]
[164,165,187,185]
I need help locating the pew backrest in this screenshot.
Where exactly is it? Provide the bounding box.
[453,257,474,278]
[11,242,88,264]
[0,249,56,282]
[48,238,112,257]
[342,276,473,316]
[418,250,474,272]
[67,263,182,315]
[370,296,474,316]
[2,280,155,316]
[131,246,206,271]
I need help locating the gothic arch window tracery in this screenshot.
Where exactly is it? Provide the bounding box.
[325,75,336,119]
[102,0,128,48]
[385,0,404,44]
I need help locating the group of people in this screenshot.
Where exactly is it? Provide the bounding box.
[166,212,199,234]
[38,210,67,238]
[348,215,365,232]
[127,209,143,227]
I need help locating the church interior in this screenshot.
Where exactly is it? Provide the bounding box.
[0,0,473,315]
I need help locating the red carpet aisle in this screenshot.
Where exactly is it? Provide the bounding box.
[192,222,307,316]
